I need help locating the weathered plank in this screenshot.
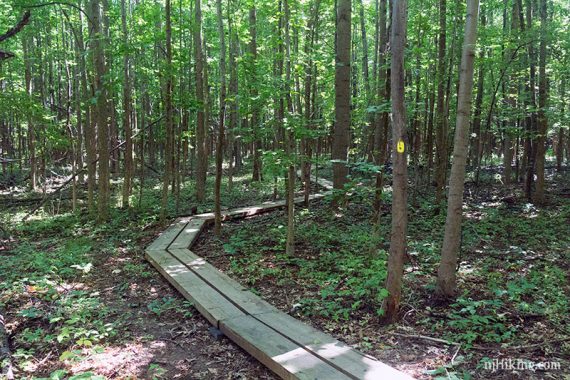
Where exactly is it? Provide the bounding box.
[193,193,329,222]
[147,218,189,251]
[169,218,206,250]
[221,314,351,380]
[145,249,244,326]
[255,312,414,380]
[168,248,277,316]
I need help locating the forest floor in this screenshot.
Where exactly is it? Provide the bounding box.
[0,166,569,379]
[193,168,570,380]
[0,173,281,379]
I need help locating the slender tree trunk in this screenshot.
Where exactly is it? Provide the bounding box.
[250,7,262,182]
[195,0,207,202]
[534,0,548,203]
[332,0,351,193]
[161,0,174,222]
[227,1,238,191]
[373,0,388,215]
[382,0,408,323]
[436,0,480,298]
[284,0,296,256]
[89,0,110,222]
[77,0,96,214]
[434,0,447,206]
[214,0,227,236]
[23,37,37,191]
[121,0,132,208]
[470,10,485,170]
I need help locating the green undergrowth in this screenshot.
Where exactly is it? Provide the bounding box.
[0,164,311,378]
[216,184,570,355]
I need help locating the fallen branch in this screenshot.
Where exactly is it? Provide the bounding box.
[387,332,461,346]
[0,308,14,380]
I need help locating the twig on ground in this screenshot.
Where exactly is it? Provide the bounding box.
[388,332,461,346]
[451,344,462,365]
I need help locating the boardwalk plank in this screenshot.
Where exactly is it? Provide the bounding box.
[145,249,244,326]
[147,218,189,251]
[255,312,414,380]
[221,314,351,380]
[168,248,277,316]
[145,180,414,380]
[194,193,328,221]
[169,219,206,249]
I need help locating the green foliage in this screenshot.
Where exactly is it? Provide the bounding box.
[147,297,193,318]
[443,297,517,345]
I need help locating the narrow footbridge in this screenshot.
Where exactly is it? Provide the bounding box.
[146,176,414,380]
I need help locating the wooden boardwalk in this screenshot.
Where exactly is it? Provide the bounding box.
[146,176,414,380]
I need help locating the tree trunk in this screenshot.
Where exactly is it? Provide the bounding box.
[436,0,480,298]
[121,0,132,208]
[434,0,447,206]
[332,0,351,193]
[195,0,207,202]
[250,7,262,182]
[214,0,227,236]
[533,0,548,203]
[161,0,174,222]
[373,0,390,216]
[77,0,96,215]
[470,10,485,170]
[382,0,408,323]
[89,0,110,222]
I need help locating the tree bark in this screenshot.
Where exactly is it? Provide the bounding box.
[89,0,110,222]
[195,0,207,202]
[161,0,174,222]
[436,0,480,298]
[533,0,548,203]
[250,7,262,182]
[121,0,132,208]
[332,0,351,193]
[434,0,447,206]
[214,0,227,236]
[382,0,408,323]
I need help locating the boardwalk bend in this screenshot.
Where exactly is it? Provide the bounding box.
[146,175,414,380]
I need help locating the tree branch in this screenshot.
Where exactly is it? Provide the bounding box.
[0,11,31,44]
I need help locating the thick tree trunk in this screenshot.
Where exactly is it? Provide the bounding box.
[382,0,408,323]
[436,0,480,298]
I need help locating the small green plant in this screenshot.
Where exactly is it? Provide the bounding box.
[148,363,167,379]
[147,296,177,316]
[446,297,516,345]
[425,355,473,380]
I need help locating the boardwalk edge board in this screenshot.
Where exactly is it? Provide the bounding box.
[145,176,414,380]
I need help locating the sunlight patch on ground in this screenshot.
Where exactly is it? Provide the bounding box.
[68,342,161,377]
